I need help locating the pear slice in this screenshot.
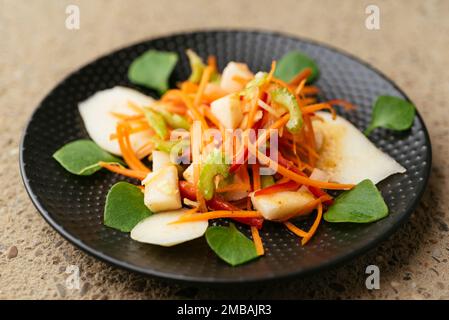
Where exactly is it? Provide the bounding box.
[130,210,208,247]
[313,111,406,184]
[78,86,154,157]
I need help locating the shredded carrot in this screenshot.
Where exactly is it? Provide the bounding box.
[289,68,312,86]
[173,210,262,223]
[194,66,213,107]
[247,142,353,190]
[202,105,223,130]
[246,95,260,130]
[182,206,200,215]
[116,123,151,172]
[328,99,356,110]
[181,81,199,94]
[302,103,336,119]
[110,112,145,121]
[232,75,250,86]
[280,196,328,221]
[302,86,319,96]
[171,90,209,129]
[258,99,281,117]
[267,60,276,82]
[284,221,308,238]
[251,226,264,255]
[207,55,217,71]
[252,164,261,191]
[98,162,147,180]
[109,123,151,140]
[135,141,154,159]
[295,78,307,96]
[303,97,317,105]
[127,101,145,114]
[255,114,290,147]
[302,202,323,245]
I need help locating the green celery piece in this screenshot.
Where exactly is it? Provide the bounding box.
[128,50,178,94]
[198,150,230,200]
[144,109,169,139]
[270,87,303,133]
[324,179,389,223]
[186,49,206,84]
[157,108,191,130]
[53,139,122,175]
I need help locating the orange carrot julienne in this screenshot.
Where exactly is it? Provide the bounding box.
[207,55,217,71]
[280,196,328,221]
[98,162,148,180]
[302,86,319,95]
[255,113,290,147]
[232,75,250,85]
[194,66,213,107]
[328,99,356,110]
[289,67,312,86]
[173,210,262,223]
[127,101,145,114]
[247,142,354,190]
[295,78,307,96]
[284,221,308,238]
[267,60,276,82]
[110,112,145,121]
[172,90,209,129]
[302,103,336,119]
[251,226,264,256]
[302,202,323,245]
[116,123,150,172]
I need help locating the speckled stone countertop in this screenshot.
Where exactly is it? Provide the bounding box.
[1,0,448,299]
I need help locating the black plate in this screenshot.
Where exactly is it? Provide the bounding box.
[20,30,431,284]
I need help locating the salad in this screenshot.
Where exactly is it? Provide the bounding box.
[53,48,415,266]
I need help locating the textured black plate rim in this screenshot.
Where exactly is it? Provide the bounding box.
[19,29,432,285]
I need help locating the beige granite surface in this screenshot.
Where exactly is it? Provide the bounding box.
[1,0,448,299]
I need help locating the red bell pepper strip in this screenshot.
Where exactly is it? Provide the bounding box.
[179,181,264,229]
[254,180,300,197]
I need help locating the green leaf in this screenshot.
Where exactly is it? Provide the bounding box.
[128,50,178,94]
[53,139,122,175]
[186,49,206,84]
[274,51,319,83]
[324,179,388,223]
[205,223,258,266]
[364,96,416,135]
[104,182,152,232]
[270,87,303,133]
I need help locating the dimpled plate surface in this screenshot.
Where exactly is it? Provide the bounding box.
[20,30,431,283]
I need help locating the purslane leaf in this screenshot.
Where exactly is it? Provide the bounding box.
[365,95,415,135]
[324,179,388,223]
[205,223,258,266]
[53,139,122,175]
[104,182,152,232]
[274,51,319,83]
[128,50,178,94]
